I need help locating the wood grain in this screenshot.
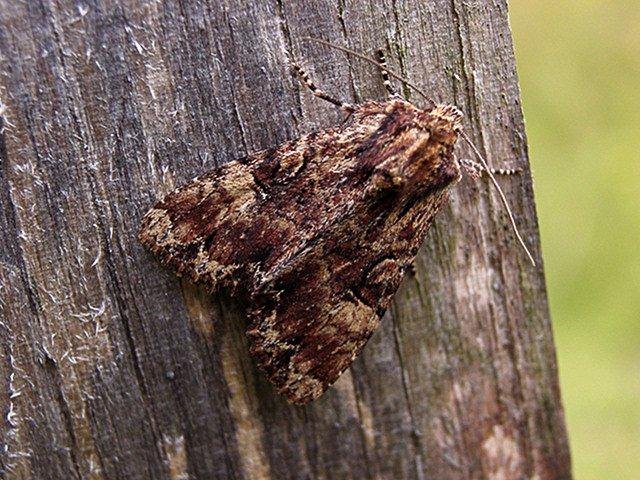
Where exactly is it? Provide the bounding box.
[0,1,571,479]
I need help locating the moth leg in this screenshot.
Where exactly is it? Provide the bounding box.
[460,158,521,177]
[291,63,355,112]
[375,49,398,98]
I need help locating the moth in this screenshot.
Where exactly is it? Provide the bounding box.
[139,40,533,404]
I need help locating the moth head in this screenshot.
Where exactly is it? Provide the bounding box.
[397,103,464,188]
[426,104,463,136]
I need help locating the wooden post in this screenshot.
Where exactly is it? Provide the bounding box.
[0,1,571,478]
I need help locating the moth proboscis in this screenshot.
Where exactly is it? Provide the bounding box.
[139,39,535,405]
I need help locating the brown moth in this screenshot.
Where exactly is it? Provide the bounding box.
[139,43,533,404]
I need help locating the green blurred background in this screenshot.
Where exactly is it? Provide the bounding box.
[510,1,640,478]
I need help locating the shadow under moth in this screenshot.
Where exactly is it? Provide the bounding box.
[139,40,534,405]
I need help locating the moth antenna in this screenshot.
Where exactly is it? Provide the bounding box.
[291,62,355,112]
[302,37,436,108]
[460,131,536,266]
[459,158,482,179]
[375,49,397,97]
[460,158,522,177]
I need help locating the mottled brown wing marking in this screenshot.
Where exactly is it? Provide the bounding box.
[139,163,262,291]
[139,99,462,404]
[140,101,394,291]
[247,181,451,404]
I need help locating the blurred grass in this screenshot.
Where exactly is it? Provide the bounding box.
[509,1,640,478]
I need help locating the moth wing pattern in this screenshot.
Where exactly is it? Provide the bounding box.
[139,99,462,404]
[139,160,261,293]
[247,175,450,404]
[139,100,410,295]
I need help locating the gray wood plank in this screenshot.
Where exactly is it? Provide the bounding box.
[0,1,571,478]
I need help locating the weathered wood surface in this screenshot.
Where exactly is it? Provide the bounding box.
[0,1,571,479]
